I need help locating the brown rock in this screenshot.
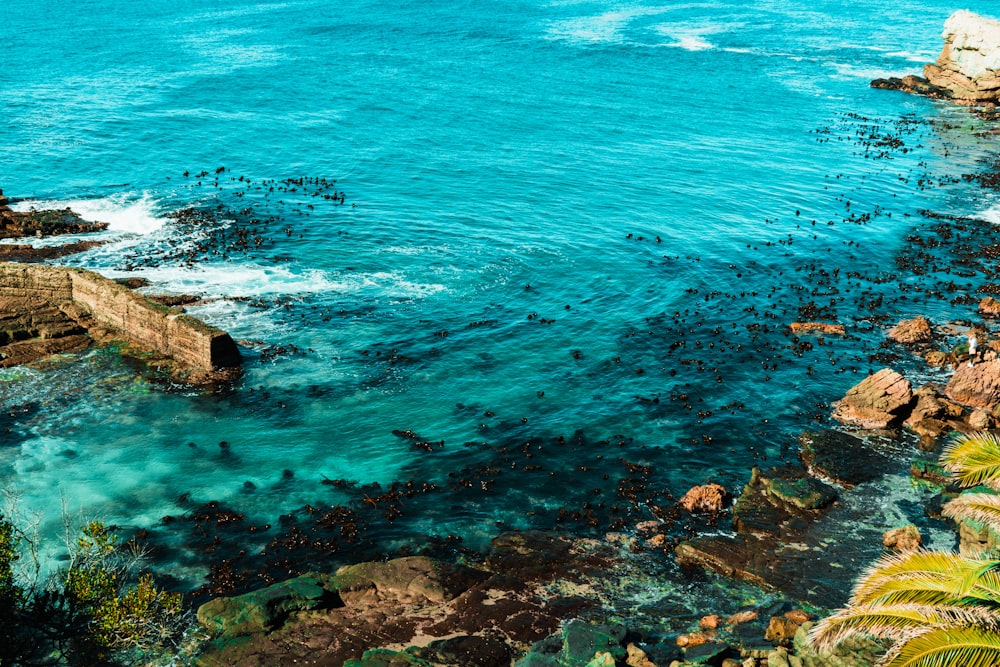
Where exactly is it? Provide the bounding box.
[945,358,1000,408]
[765,615,802,644]
[831,368,913,428]
[677,631,714,648]
[784,609,812,624]
[969,408,995,430]
[924,350,949,366]
[789,322,846,336]
[626,643,657,667]
[980,297,1000,317]
[699,614,721,630]
[888,316,933,344]
[883,525,922,552]
[726,610,759,626]
[679,483,727,512]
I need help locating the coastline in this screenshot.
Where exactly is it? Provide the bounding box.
[5,4,1000,666]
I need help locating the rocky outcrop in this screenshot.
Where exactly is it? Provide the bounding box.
[831,368,913,429]
[945,357,1000,407]
[924,11,1000,103]
[678,483,727,512]
[887,316,933,345]
[0,263,240,381]
[0,189,108,239]
[194,545,607,667]
[675,466,850,607]
[872,11,1000,104]
[789,322,846,336]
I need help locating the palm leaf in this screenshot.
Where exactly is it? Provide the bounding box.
[943,493,1000,535]
[881,626,1000,667]
[850,551,997,606]
[810,602,1000,653]
[941,432,1000,491]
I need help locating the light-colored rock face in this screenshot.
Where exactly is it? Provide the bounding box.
[943,10,1000,77]
[925,10,1000,101]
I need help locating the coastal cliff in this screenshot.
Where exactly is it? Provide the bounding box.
[924,10,1000,102]
[873,10,1000,104]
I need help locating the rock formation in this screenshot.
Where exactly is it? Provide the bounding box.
[0,188,108,239]
[924,10,1000,102]
[887,316,933,345]
[872,11,1000,104]
[830,368,913,429]
[0,263,240,383]
[945,357,1000,407]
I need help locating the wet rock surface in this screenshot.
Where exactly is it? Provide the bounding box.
[798,430,895,488]
[0,263,241,385]
[0,190,108,240]
[830,368,913,429]
[194,549,602,667]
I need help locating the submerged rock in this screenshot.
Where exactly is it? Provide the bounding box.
[799,430,894,488]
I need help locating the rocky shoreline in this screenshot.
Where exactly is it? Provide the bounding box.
[0,189,242,385]
[180,14,1000,664]
[872,10,1000,111]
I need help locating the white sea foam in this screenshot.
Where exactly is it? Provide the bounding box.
[653,21,737,51]
[12,192,167,235]
[978,203,1000,225]
[102,264,448,300]
[827,62,900,80]
[885,49,936,62]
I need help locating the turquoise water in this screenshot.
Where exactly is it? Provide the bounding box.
[2,0,999,595]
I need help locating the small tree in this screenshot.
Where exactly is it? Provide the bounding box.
[0,513,187,666]
[809,431,1000,667]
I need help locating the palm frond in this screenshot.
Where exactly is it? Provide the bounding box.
[850,551,996,606]
[809,602,1000,653]
[881,625,1000,667]
[943,493,1000,534]
[941,432,1000,491]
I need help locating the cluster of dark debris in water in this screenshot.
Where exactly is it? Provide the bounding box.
[118,167,350,271]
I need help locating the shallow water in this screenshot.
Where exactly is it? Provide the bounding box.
[1,0,999,599]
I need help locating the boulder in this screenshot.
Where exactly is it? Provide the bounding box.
[679,483,727,512]
[333,555,488,605]
[196,574,338,639]
[980,296,1000,317]
[765,616,802,645]
[945,357,1000,408]
[882,525,922,552]
[924,11,1000,103]
[831,368,913,429]
[799,430,895,488]
[887,317,933,345]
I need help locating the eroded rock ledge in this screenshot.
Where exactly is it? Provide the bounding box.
[0,263,241,384]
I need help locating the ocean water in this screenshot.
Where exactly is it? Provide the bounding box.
[2,0,999,602]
